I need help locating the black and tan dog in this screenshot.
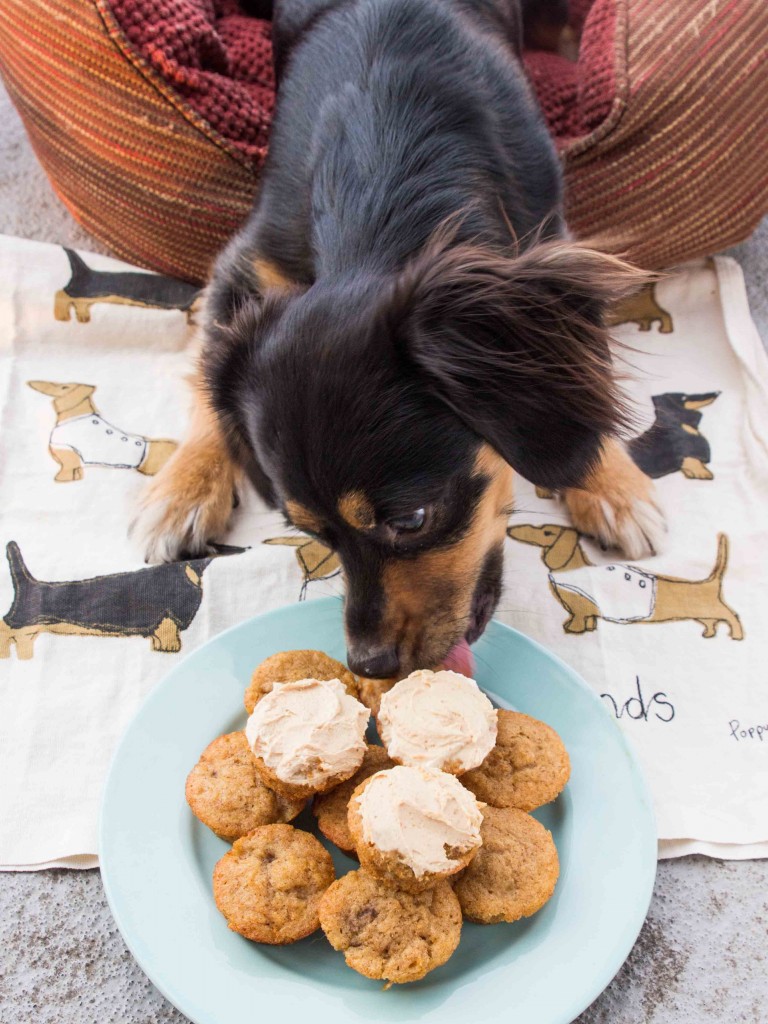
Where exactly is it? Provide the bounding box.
[134,0,663,678]
[629,392,719,481]
[0,541,244,659]
[54,248,202,324]
[508,524,742,639]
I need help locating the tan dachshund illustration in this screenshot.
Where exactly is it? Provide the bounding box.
[264,535,341,598]
[607,283,673,334]
[54,248,202,324]
[0,541,244,659]
[28,381,177,482]
[507,524,743,639]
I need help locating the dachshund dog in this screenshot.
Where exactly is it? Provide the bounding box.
[134,0,664,678]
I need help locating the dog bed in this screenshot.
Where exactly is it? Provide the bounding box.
[0,0,766,281]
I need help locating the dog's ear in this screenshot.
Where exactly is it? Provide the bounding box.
[395,237,643,488]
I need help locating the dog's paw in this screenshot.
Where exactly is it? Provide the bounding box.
[561,442,666,560]
[131,447,238,563]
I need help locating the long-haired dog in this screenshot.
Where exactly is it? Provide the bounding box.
[134,0,664,678]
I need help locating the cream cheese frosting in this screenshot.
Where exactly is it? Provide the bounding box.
[355,765,483,876]
[378,669,497,773]
[245,677,369,786]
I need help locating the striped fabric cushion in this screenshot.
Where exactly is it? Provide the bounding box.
[0,0,765,281]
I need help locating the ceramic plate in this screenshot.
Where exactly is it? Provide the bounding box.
[100,597,656,1024]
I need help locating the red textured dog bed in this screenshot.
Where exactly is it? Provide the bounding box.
[1,0,766,281]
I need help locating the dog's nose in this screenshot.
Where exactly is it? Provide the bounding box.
[347,644,400,680]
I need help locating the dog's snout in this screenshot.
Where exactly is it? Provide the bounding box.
[347,643,400,680]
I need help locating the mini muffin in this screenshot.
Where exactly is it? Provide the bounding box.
[313,744,395,854]
[378,669,497,774]
[213,824,335,944]
[245,677,369,800]
[348,765,483,892]
[244,649,359,714]
[319,869,462,985]
[461,710,570,811]
[454,806,559,924]
[185,732,305,841]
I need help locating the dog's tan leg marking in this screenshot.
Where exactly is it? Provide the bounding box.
[535,485,554,500]
[561,440,666,559]
[151,617,181,652]
[137,439,179,477]
[49,446,84,482]
[54,290,73,321]
[133,373,242,562]
[681,457,713,480]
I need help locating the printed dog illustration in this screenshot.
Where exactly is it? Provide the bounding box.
[535,389,719,499]
[263,535,341,599]
[28,381,178,482]
[507,524,743,639]
[629,392,719,480]
[0,541,244,659]
[54,248,202,324]
[606,283,673,333]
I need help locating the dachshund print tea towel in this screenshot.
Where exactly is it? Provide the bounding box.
[0,236,767,868]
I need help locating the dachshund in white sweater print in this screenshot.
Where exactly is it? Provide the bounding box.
[28,381,177,482]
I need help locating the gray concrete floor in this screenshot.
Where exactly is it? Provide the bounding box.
[1,82,767,1024]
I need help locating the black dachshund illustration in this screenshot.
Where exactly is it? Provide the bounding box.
[629,392,720,480]
[54,248,202,324]
[0,542,244,659]
[606,283,673,333]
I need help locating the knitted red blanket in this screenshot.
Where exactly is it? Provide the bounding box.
[108,0,615,162]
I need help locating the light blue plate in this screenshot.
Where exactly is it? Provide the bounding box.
[100,597,656,1024]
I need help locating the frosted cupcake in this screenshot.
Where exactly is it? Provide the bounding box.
[378,669,497,774]
[245,677,369,800]
[348,765,484,891]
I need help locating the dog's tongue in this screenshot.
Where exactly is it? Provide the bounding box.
[441,638,475,678]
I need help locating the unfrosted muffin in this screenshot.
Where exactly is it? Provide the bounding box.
[356,675,397,717]
[313,744,395,854]
[454,806,559,924]
[319,869,462,984]
[461,710,570,811]
[245,677,369,800]
[185,732,304,841]
[347,765,483,892]
[377,669,497,774]
[244,649,359,715]
[213,824,335,944]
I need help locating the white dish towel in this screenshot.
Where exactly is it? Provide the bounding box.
[0,237,766,869]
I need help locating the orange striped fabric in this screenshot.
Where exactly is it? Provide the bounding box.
[0,0,766,281]
[0,0,259,282]
[562,0,768,267]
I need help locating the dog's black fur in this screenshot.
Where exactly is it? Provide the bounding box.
[188,0,636,677]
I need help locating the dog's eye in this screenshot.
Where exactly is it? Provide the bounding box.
[387,508,426,533]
